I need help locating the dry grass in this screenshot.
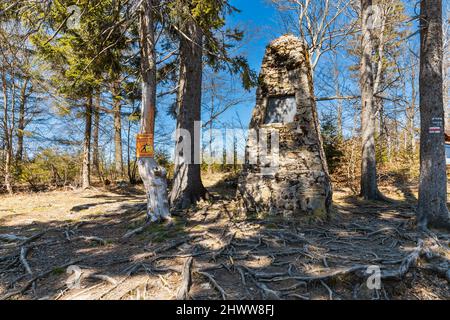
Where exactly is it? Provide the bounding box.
[0,174,448,300]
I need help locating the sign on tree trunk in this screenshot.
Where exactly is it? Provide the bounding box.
[136,133,154,158]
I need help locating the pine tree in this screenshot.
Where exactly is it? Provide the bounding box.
[168,0,256,209]
[31,0,128,189]
[417,0,450,230]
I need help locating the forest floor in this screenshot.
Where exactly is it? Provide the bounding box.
[0,173,449,300]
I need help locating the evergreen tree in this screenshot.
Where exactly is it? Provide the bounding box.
[168,0,256,209]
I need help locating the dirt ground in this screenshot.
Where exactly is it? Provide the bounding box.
[0,173,449,300]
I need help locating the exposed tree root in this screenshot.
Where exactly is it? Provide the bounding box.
[1,187,448,300]
[88,274,118,285]
[1,257,86,300]
[121,221,151,240]
[381,239,424,280]
[196,271,227,300]
[0,234,28,242]
[176,257,193,300]
[19,247,32,275]
[212,232,235,261]
[71,236,106,246]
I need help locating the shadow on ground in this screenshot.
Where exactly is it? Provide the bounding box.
[0,180,448,300]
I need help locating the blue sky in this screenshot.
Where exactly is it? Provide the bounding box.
[202,0,284,133]
[151,0,426,158]
[229,0,281,72]
[33,1,286,161]
[217,0,432,135]
[109,1,439,163]
[36,0,448,163]
[154,0,285,158]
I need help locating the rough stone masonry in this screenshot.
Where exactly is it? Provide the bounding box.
[237,34,332,219]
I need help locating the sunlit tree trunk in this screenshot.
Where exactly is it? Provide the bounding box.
[16,78,29,162]
[359,0,383,200]
[333,56,343,140]
[443,18,449,132]
[82,95,92,189]
[137,0,170,221]
[169,17,208,209]
[92,92,102,181]
[407,61,417,156]
[1,67,12,194]
[126,107,135,184]
[112,80,123,178]
[417,0,450,230]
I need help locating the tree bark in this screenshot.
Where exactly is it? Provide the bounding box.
[417,0,450,230]
[337,98,343,141]
[82,95,92,189]
[169,17,208,210]
[92,92,102,181]
[4,146,12,194]
[444,19,449,133]
[112,80,123,178]
[333,59,343,140]
[126,108,136,184]
[15,78,29,162]
[407,59,417,156]
[359,0,383,200]
[1,67,12,194]
[137,0,170,222]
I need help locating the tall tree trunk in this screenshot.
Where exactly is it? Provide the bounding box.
[3,109,12,195]
[169,18,208,209]
[233,135,238,173]
[112,80,123,178]
[92,92,102,181]
[337,101,343,141]
[417,0,450,230]
[444,22,449,133]
[376,97,387,161]
[359,0,383,200]
[406,85,416,156]
[127,109,134,184]
[16,78,29,162]
[82,95,92,189]
[137,0,170,222]
[1,68,12,194]
[208,82,214,174]
[4,145,12,194]
[407,63,417,156]
[333,57,343,140]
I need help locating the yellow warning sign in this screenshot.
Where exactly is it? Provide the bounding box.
[136,133,154,158]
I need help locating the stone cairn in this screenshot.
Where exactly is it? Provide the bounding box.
[237,34,332,219]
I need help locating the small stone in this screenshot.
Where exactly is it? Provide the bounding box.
[200,283,212,290]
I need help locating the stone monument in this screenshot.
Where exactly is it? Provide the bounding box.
[237,35,332,219]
